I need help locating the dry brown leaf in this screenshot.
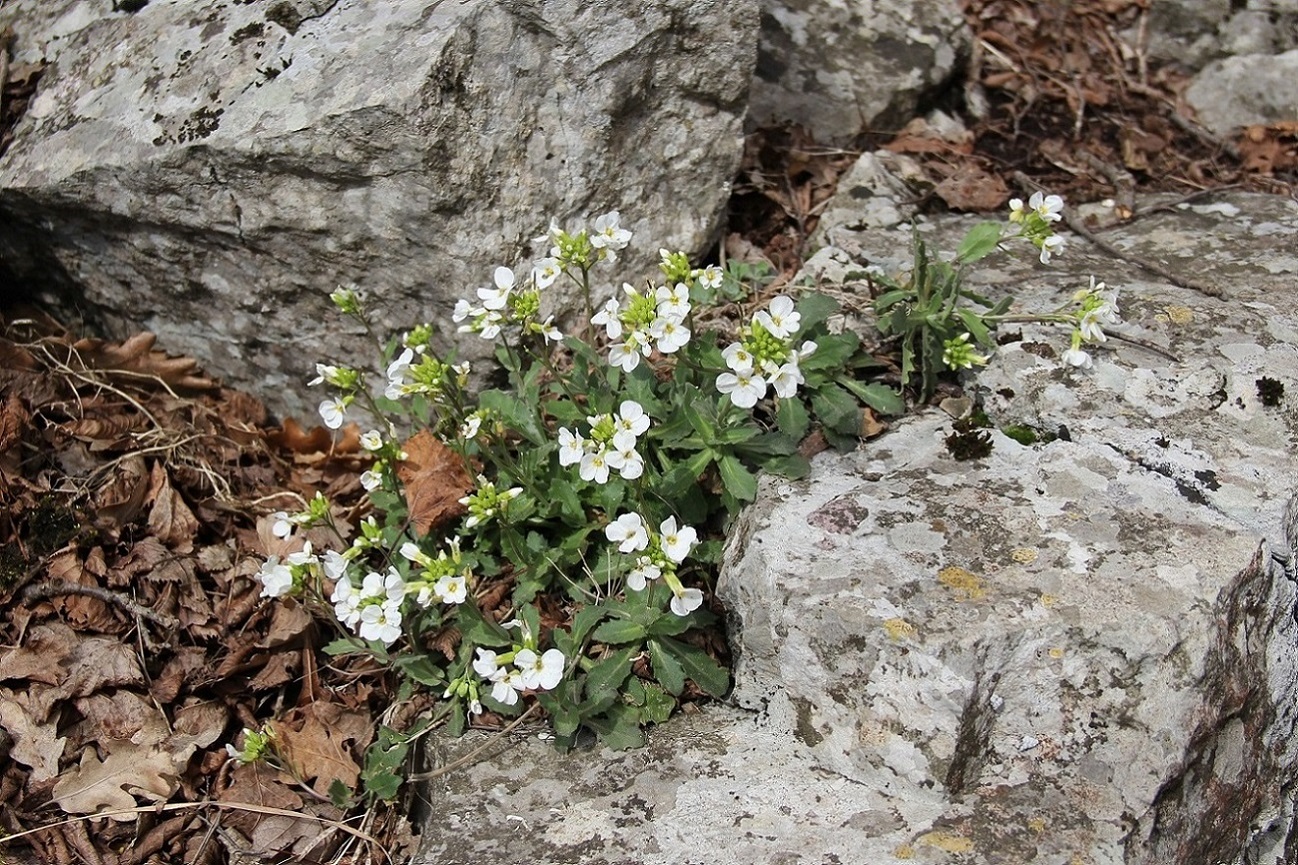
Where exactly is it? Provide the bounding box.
[29,632,146,719]
[146,463,199,553]
[72,691,166,746]
[51,741,177,819]
[272,702,372,796]
[0,686,66,781]
[261,600,313,648]
[92,454,151,530]
[71,331,217,392]
[934,164,1010,211]
[0,389,30,454]
[0,621,79,685]
[397,429,472,536]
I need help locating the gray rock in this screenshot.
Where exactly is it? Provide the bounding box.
[411,194,1298,864]
[1137,0,1298,72]
[747,0,969,144]
[1185,49,1298,133]
[0,0,757,419]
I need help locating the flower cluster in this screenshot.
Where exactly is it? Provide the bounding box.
[541,210,632,272]
[716,295,816,408]
[454,265,563,344]
[558,400,651,484]
[400,539,471,607]
[458,476,523,530]
[942,332,989,370]
[384,336,470,404]
[470,622,566,710]
[591,281,693,372]
[604,512,702,616]
[331,567,407,645]
[1008,191,1066,264]
[1061,277,1121,369]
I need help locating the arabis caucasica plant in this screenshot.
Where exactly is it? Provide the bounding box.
[252,198,1108,801]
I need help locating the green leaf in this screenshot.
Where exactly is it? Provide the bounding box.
[392,655,445,688]
[647,638,687,696]
[638,681,676,724]
[659,448,716,498]
[456,601,513,648]
[570,604,608,645]
[874,288,913,315]
[322,637,366,657]
[585,704,646,750]
[776,396,810,441]
[657,636,730,697]
[585,645,638,702]
[717,454,758,502]
[956,307,993,347]
[478,389,547,446]
[761,453,812,479]
[838,378,905,416]
[795,292,840,333]
[956,221,1004,264]
[798,331,859,371]
[328,778,353,809]
[646,613,695,637]
[811,382,861,435]
[591,619,648,645]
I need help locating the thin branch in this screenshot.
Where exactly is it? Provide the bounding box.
[406,704,540,782]
[21,580,181,631]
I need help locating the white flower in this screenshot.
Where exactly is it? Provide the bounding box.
[360,429,384,452]
[768,361,805,398]
[558,427,587,467]
[257,557,294,598]
[537,316,563,344]
[650,315,691,353]
[460,414,482,440]
[1008,197,1027,223]
[473,648,501,679]
[319,397,347,430]
[322,549,349,581]
[608,332,649,372]
[590,211,631,252]
[490,668,524,706]
[626,556,661,591]
[1062,347,1093,369]
[270,511,295,539]
[659,517,697,564]
[607,445,645,480]
[478,266,515,310]
[478,311,505,340]
[655,282,691,318]
[579,448,611,485]
[606,512,649,553]
[331,576,362,627]
[591,297,623,339]
[754,295,800,339]
[1039,234,1065,264]
[515,647,565,690]
[308,363,338,387]
[1030,191,1065,223]
[696,265,723,289]
[670,587,705,617]
[360,469,383,491]
[1078,313,1108,344]
[362,567,407,606]
[532,257,561,290]
[716,369,767,408]
[614,401,651,439]
[359,604,402,645]
[793,340,818,360]
[721,342,755,374]
[452,298,477,323]
[434,574,467,605]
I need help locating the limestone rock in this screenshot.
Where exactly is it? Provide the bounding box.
[1185,49,1298,133]
[411,193,1298,864]
[1137,0,1298,72]
[748,0,970,145]
[0,0,757,418]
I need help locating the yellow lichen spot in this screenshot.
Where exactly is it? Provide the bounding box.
[919,831,975,854]
[938,566,986,600]
[893,844,915,860]
[1070,855,1087,865]
[1010,547,1038,564]
[883,617,917,641]
[1163,305,1194,325]
[1048,647,1065,659]
[1040,593,1058,608]
[1027,817,1048,833]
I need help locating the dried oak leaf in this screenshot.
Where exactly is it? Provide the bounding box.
[397,429,472,536]
[271,701,372,796]
[0,687,66,781]
[146,462,200,553]
[0,389,30,454]
[51,741,176,819]
[92,453,151,530]
[934,164,1010,211]
[71,331,217,392]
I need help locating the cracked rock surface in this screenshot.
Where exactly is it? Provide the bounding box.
[0,0,757,418]
[412,189,1298,864]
